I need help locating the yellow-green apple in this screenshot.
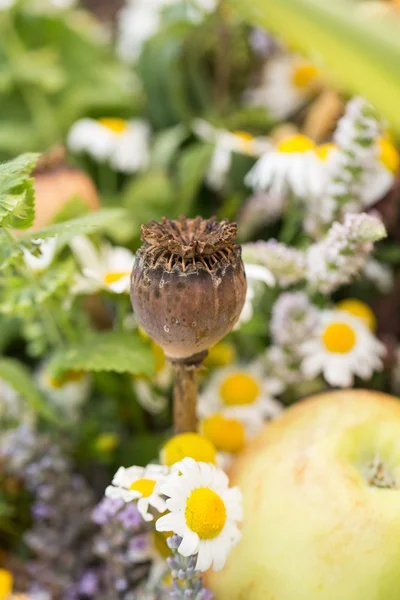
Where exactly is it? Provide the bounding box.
[208,389,400,600]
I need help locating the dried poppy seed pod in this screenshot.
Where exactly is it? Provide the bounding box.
[130,216,247,363]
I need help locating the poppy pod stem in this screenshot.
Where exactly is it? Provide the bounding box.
[130,216,247,433]
[173,363,199,434]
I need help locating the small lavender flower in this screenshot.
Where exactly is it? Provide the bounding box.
[0,425,96,598]
[243,240,306,287]
[306,213,387,294]
[249,27,278,57]
[271,292,318,348]
[91,494,153,598]
[165,536,214,600]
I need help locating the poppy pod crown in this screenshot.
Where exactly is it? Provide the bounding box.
[130,216,247,362]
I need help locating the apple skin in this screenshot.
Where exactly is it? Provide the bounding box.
[208,389,400,600]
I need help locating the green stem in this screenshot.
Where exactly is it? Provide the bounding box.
[40,302,65,349]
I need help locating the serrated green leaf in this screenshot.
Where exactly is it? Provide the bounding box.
[176,142,214,214]
[0,260,75,315]
[0,153,39,229]
[0,358,57,422]
[49,332,155,376]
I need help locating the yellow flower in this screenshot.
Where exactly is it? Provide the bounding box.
[95,433,119,454]
[291,63,320,89]
[336,298,377,332]
[378,137,399,174]
[204,342,237,368]
[160,433,217,467]
[276,134,315,154]
[0,569,12,600]
[201,414,245,453]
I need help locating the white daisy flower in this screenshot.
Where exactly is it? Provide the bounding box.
[105,464,168,521]
[67,118,151,174]
[300,310,386,388]
[70,236,134,295]
[116,0,176,63]
[156,457,243,571]
[193,119,272,191]
[361,136,399,207]
[245,134,322,198]
[36,363,91,419]
[22,237,58,273]
[237,262,275,327]
[198,362,283,434]
[245,54,321,119]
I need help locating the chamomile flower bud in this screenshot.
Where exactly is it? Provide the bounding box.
[0,569,12,598]
[200,414,246,454]
[160,433,217,467]
[335,298,376,332]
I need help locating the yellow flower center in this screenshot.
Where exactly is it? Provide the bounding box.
[49,369,85,388]
[104,271,130,286]
[314,143,336,161]
[204,342,237,368]
[277,134,315,154]
[201,414,245,453]
[322,322,356,354]
[129,478,156,497]
[185,487,227,540]
[161,433,217,467]
[378,137,399,173]
[233,130,255,154]
[291,63,320,89]
[97,117,128,134]
[0,569,13,599]
[95,433,119,454]
[336,299,376,332]
[220,372,260,406]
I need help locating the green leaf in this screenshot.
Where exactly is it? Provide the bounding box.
[0,260,75,315]
[122,170,176,225]
[0,357,56,422]
[49,332,155,377]
[0,153,39,229]
[151,125,189,169]
[177,142,214,214]
[226,0,400,133]
[19,208,129,244]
